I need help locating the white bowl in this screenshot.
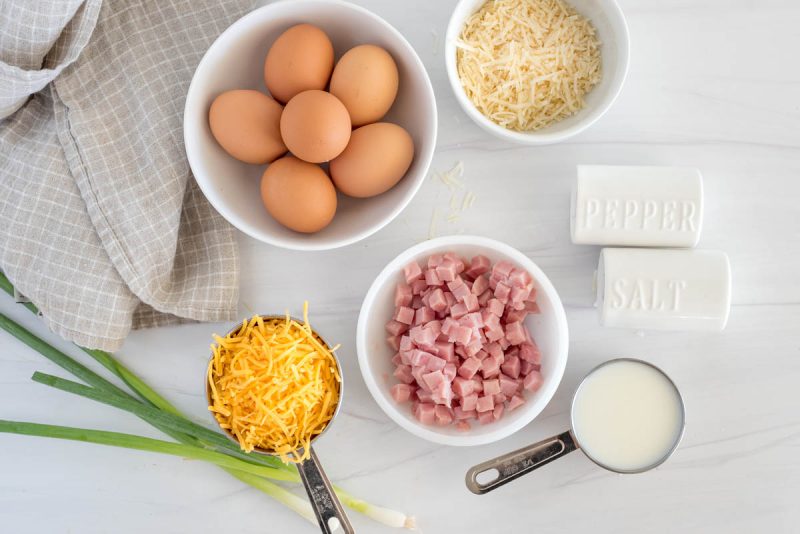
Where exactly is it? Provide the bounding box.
[184,0,437,250]
[445,0,629,145]
[356,236,569,446]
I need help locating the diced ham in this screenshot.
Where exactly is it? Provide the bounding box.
[452,377,474,397]
[427,254,444,268]
[492,260,515,280]
[483,379,501,396]
[471,275,489,295]
[466,255,491,277]
[408,349,431,366]
[461,393,479,412]
[387,336,402,351]
[463,293,480,312]
[485,326,504,342]
[523,370,543,392]
[449,325,472,345]
[414,402,436,424]
[425,319,442,337]
[385,320,408,336]
[395,283,413,307]
[443,363,457,382]
[487,298,504,317]
[464,339,483,358]
[504,308,527,323]
[414,306,435,325]
[428,288,448,312]
[449,302,468,320]
[424,268,443,286]
[508,395,525,411]
[456,421,471,431]
[458,357,482,379]
[454,406,477,420]
[422,369,446,391]
[390,383,415,403]
[393,365,414,384]
[505,321,526,345]
[475,395,495,413]
[389,253,542,429]
[486,342,503,360]
[499,374,519,396]
[500,355,521,379]
[435,260,458,282]
[410,326,436,349]
[484,312,501,331]
[478,411,495,425]
[404,261,423,284]
[434,405,454,426]
[411,279,428,296]
[394,306,414,325]
[434,341,455,361]
[441,316,459,335]
[494,282,511,304]
[461,311,484,329]
[518,342,541,364]
[524,301,541,314]
[508,268,533,288]
[492,403,505,420]
[481,356,501,379]
[471,378,484,394]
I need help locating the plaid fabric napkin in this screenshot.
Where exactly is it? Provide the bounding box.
[0,0,254,350]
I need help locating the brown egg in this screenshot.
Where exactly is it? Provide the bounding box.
[329,45,399,127]
[329,122,414,198]
[264,24,334,104]
[260,156,337,233]
[280,90,351,163]
[208,90,286,164]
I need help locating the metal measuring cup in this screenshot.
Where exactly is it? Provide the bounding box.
[206,316,354,534]
[466,358,686,494]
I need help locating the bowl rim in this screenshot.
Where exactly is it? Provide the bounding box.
[356,235,570,446]
[444,0,630,146]
[183,0,438,251]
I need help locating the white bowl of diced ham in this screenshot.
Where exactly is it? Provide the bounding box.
[356,235,569,446]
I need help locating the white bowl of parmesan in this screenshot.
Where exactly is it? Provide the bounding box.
[446,0,629,145]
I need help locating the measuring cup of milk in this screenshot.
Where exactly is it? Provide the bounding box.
[466,358,685,494]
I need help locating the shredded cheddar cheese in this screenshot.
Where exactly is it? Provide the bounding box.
[207,303,341,463]
[456,0,601,132]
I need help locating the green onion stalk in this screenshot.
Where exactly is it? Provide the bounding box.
[0,271,416,530]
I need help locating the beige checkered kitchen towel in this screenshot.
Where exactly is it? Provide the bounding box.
[0,1,256,351]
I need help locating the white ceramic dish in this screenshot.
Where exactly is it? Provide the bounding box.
[356,236,569,446]
[445,0,630,145]
[185,0,437,250]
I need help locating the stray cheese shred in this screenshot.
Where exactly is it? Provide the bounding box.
[456,0,601,132]
[207,303,341,463]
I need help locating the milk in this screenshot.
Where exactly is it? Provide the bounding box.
[571,360,684,472]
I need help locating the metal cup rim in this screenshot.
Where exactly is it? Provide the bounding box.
[568,357,686,474]
[204,314,344,458]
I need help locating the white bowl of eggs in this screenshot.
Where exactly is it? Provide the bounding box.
[184,0,437,250]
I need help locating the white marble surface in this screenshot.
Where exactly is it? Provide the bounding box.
[2,0,799,532]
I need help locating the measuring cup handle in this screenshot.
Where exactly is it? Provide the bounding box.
[296,447,355,534]
[465,430,578,495]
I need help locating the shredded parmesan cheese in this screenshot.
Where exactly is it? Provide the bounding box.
[207,303,341,463]
[456,0,601,132]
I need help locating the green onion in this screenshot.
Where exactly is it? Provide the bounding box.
[0,420,298,482]
[0,272,417,529]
